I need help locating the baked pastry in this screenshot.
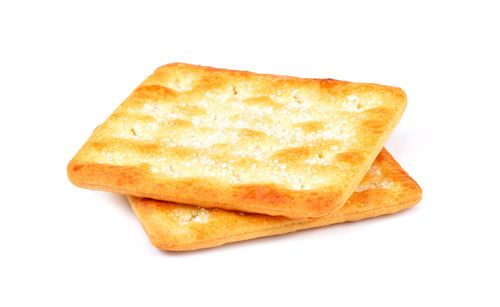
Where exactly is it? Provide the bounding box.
[68,63,407,218]
[128,149,422,251]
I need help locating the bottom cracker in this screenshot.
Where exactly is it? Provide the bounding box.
[128,149,422,251]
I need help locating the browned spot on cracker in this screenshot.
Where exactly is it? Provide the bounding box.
[362,106,392,117]
[164,146,199,159]
[72,164,84,172]
[293,120,325,133]
[134,85,178,100]
[174,105,207,117]
[335,151,366,164]
[164,119,194,129]
[361,119,386,135]
[194,75,228,92]
[241,96,282,109]
[107,112,156,123]
[272,147,313,162]
[238,128,268,139]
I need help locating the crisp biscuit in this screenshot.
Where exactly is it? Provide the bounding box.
[68,63,407,218]
[129,149,422,251]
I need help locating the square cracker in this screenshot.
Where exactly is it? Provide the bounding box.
[68,63,407,218]
[129,149,422,251]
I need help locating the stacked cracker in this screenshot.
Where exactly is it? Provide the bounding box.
[68,63,422,251]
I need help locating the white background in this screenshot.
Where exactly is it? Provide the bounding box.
[1,1,499,306]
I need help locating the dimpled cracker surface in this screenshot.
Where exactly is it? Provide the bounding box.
[68,63,407,218]
[129,149,422,251]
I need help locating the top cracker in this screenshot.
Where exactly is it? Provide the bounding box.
[68,63,407,218]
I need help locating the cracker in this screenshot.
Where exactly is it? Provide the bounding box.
[129,149,422,251]
[68,63,407,218]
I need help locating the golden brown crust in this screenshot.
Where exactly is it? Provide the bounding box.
[68,63,407,218]
[129,149,422,251]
